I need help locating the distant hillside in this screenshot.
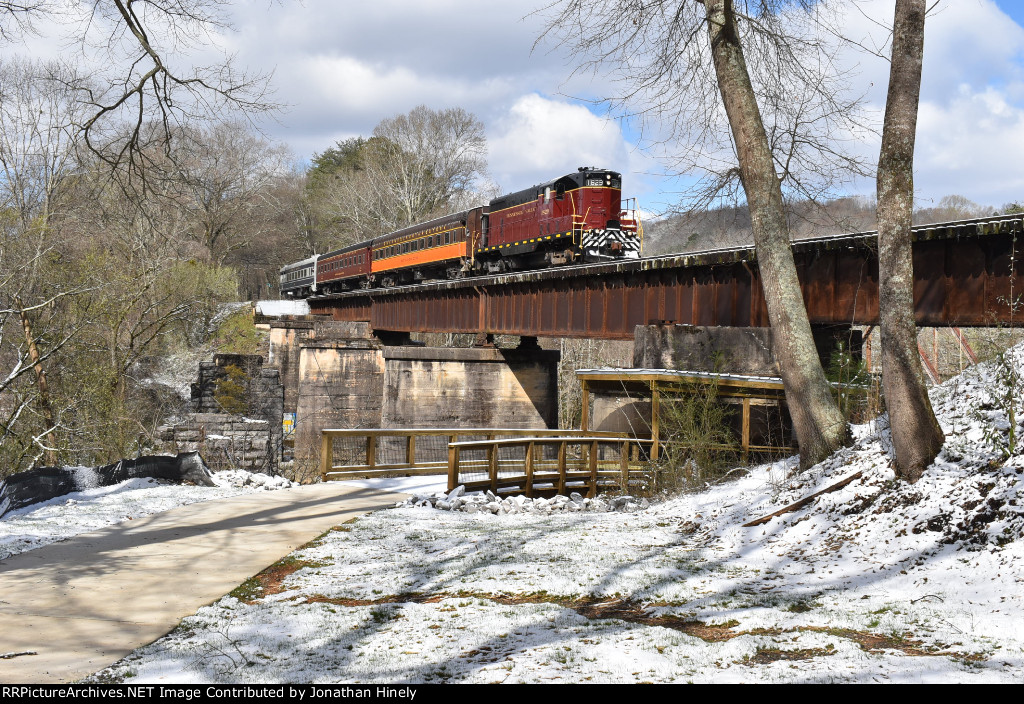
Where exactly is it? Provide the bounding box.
[643,194,1002,256]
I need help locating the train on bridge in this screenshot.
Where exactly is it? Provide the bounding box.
[280,167,641,296]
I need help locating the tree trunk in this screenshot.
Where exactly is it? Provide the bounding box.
[17,298,58,466]
[877,0,944,482]
[705,0,850,469]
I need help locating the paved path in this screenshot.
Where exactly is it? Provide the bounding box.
[0,482,407,684]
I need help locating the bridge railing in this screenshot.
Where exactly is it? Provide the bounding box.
[447,435,656,497]
[319,428,630,481]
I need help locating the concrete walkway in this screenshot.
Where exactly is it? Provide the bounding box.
[0,482,407,684]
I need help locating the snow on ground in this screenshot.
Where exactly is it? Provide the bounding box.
[0,470,298,561]
[255,300,309,317]
[28,345,1024,682]
[342,476,448,497]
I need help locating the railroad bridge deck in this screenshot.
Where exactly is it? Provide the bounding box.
[308,214,1023,339]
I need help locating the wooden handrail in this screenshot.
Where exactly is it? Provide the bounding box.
[321,425,789,485]
[449,435,639,448]
[447,434,653,497]
[321,427,643,481]
[321,428,631,438]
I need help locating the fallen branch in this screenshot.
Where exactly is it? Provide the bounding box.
[743,471,863,527]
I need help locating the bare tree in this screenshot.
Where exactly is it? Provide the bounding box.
[0,57,92,466]
[538,1,858,467]
[168,121,293,264]
[914,194,990,224]
[305,140,394,245]
[0,1,50,41]
[305,106,493,245]
[367,105,490,227]
[876,0,943,482]
[0,1,277,187]
[368,105,491,225]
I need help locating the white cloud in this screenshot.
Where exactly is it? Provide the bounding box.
[301,56,467,114]
[819,0,1024,205]
[916,86,1024,205]
[5,0,1024,210]
[487,94,634,187]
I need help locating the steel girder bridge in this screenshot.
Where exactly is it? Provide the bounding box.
[307,214,1024,340]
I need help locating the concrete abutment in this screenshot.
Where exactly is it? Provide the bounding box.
[284,321,560,474]
[632,323,860,376]
[382,345,559,429]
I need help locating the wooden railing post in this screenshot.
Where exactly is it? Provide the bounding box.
[651,384,660,461]
[525,441,535,498]
[588,439,598,497]
[742,398,751,463]
[321,432,333,480]
[366,434,376,469]
[581,380,590,431]
[557,441,567,495]
[620,440,629,491]
[406,434,416,467]
[448,443,459,492]
[488,443,498,494]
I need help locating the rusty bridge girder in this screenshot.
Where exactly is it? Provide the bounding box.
[308,215,1024,340]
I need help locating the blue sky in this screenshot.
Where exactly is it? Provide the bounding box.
[6,1,1024,215]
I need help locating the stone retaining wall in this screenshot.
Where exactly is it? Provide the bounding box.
[178,353,284,473]
[156,414,275,472]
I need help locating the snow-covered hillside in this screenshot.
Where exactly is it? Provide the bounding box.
[31,345,1024,682]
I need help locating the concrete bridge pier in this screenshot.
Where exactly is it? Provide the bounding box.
[293,322,385,473]
[266,317,316,418]
[381,344,559,428]
[632,323,861,375]
[290,322,560,475]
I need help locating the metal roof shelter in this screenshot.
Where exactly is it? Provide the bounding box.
[576,368,794,461]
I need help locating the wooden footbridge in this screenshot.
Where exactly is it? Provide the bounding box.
[320,369,797,497]
[319,428,652,496]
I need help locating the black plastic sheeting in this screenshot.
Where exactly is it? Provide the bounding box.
[0,452,215,518]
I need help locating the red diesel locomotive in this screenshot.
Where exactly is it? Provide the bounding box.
[280,167,641,297]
